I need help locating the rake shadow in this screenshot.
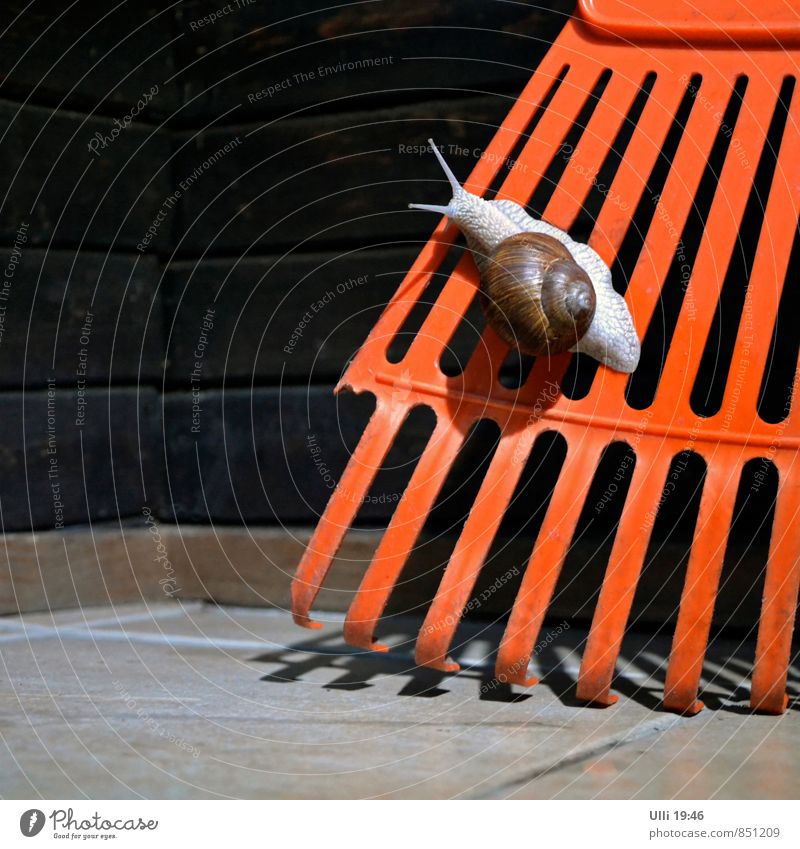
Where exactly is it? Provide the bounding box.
[248,615,799,714]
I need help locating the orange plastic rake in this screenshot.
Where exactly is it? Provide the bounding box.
[292,0,800,714]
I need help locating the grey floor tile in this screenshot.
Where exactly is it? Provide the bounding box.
[505,711,800,799]
[12,601,192,629]
[0,604,797,799]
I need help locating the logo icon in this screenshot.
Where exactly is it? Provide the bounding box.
[20,810,45,837]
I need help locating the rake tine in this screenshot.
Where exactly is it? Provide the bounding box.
[491,50,574,175]
[343,421,464,651]
[465,324,515,388]
[292,402,403,629]
[658,80,776,406]
[576,445,672,706]
[472,74,681,390]
[585,116,730,415]
[404,255,481,365]
[494,432,607,686]
[733,100,800,417]
[620,79,732,370]
[415,429,534,672]
[663,456,740,714]
[590,73,689,259]
[545,72,643,225]
[293,8,800,722]
[515,356,570,410]
[494,58,609,210]
[751,459,800,713]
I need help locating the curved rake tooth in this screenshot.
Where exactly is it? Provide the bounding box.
[495,434,607,687]
[576,446,671,707]
[415,430,533,672]
[663,457,739,715]
[664,451,741,715]
[343,422,464,651]
[751,460,800,714]
[291,403,402,629]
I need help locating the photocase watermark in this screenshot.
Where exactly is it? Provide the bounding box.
[19,809,45,837]
[142,506,180,597]
[403,138,632,211]
[113,679,198,758]
[87,83,159,156]
[480,620,570,694]
[0,221,28,349]
[188,0,257,31]
[513,379,562,466]
[74,309,93,427]
[339,485,401,505]
[21,807,159,836]
[190,307,215,434]
[284,273,368,355]
[137,137,242,252]
[248,56,394,103]
[137,189,179,254]
[558,142,630,211]
[680,74,751,170]
[307,431,337,491]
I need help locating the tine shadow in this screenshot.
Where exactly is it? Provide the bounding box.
[250,615,799,713]
[478,676,534,703]
[526,627,666,710]
[398,669,450,698]
[251,620,474,696]
[605,628,800,714]
[253,629,373,685]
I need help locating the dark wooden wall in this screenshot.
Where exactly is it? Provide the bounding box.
[0,0,572,533]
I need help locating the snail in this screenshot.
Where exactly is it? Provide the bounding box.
[408,139,640,373]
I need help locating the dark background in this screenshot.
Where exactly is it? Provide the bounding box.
[0,0,783,634]
[0,0,573,531]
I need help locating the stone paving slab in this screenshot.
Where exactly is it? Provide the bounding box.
[1,602,185,631]
[0,602,797,799]
[506,711,800,800]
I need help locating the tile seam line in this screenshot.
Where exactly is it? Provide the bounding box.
[0,626,284,651]
[474,713,689,799]
[0,604,198,633]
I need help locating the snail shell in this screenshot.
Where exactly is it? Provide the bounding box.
[409,139,640,373]
[482,232,596,357]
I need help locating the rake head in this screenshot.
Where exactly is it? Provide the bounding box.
[292,0,800,715]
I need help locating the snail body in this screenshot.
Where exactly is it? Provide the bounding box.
[409,139,640,373]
